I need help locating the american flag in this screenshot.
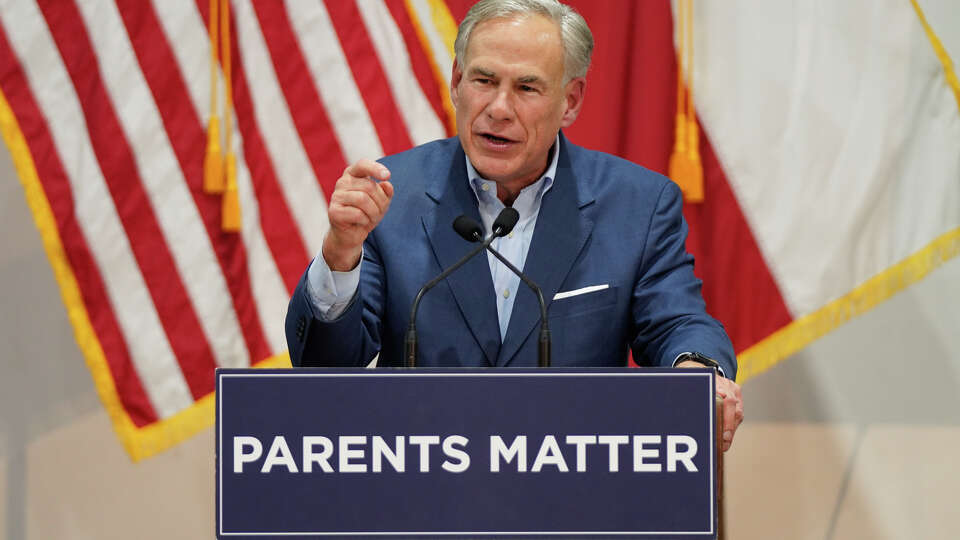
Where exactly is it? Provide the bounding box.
[0,0,460,460]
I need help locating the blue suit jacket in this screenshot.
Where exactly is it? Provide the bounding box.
[286,134,736,377]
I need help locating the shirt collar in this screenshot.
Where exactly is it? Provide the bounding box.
[465,134,560,203]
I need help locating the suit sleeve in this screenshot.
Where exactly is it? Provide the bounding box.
[629,181,737,379]
[285,234,386,367]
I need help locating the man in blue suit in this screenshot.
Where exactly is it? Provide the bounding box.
[285,0,744,450]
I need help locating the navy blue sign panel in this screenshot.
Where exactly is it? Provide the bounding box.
[216,368,717,539]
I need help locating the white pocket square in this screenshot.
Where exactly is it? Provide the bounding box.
[553,284,609,300]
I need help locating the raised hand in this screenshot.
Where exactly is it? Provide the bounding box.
[322,159,394,271]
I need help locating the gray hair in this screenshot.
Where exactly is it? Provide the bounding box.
[453,0,594,82]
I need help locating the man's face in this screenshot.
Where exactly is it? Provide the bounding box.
[451,14,585,190]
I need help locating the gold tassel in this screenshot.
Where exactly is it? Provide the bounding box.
[668,110,689,192]
[203,116,224,193]
[667,0,690,196]
[682,0,704,203]
[221,152,241,231]
[219,0,241,231]
[684,116,704,202]
[204,0,224,194]
[668,0,704,203]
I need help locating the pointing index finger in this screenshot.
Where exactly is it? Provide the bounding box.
[346,159,391,182]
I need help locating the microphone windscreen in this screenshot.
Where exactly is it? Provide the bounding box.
[453,215,484,242]
[492,207,520,237]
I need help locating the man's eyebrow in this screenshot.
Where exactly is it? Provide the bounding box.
[468,67,495,78]
[517,75,544,85]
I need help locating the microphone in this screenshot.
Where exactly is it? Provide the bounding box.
[491,207,520,237]
[453,215,483,242]
[405,208,519,368]
[453,214,551,368]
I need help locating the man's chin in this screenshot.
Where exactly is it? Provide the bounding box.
[468,157,519,183]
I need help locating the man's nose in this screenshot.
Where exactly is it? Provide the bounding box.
[485,88,514,122]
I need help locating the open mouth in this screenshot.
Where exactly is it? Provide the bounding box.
[480,133,515,145]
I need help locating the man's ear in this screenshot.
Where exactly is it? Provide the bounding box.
[450,60,463,108]
[560,77,586,128]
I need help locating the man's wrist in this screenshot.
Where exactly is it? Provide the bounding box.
[306,253,362,322]
[322,232,362,272]
[674,352,726,378]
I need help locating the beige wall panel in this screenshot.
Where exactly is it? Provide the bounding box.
[833,425,960,539]
[724,422,858,539]
[26,410,212,540]
[0,457,6,540]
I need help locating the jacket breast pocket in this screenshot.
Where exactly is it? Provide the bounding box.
[547,285,623,366]
[548,285,618,319]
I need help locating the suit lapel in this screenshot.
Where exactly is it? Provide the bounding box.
[422,144,501,366]
[497,136,595,366]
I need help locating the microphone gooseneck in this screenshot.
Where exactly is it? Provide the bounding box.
[453,211,551,368]
[405,208,517,368]
[483,245,551,367]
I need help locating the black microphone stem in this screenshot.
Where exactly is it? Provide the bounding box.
[485,246,551,368]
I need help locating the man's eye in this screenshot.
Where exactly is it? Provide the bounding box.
[475,78,491,85]
[520,85,536,92]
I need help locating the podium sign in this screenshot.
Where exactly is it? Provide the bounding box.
[216,368,717,538]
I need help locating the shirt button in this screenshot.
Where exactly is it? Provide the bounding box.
[481,183,490,191]
[503,289,510,299]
